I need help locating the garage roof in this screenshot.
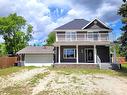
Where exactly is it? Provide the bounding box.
[17,46,54,54]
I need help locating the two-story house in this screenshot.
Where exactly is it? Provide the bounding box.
[53,18,112,68]
[17,18,118,69]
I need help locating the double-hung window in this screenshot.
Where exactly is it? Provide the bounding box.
[63,48,76,59]
[65,32,77,41]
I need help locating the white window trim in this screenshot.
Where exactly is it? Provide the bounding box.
[63,48,76,59]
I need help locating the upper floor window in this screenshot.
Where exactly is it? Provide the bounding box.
[65,32,77,41]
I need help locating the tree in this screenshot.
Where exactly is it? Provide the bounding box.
[0,43,6,56]
[46,32,56,45]
[117,1,127,56]
[110,43,121,57]
[0,13,33,54]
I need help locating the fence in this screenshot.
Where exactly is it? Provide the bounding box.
[0,56,17,68]
[112,57,126,64]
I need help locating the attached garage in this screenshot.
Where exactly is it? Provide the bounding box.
[17,46,54,66]
[25,54,53,66]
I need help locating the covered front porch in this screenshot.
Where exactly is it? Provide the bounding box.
[54,45,110,64]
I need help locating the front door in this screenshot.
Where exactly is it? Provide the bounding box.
[84,48,94,63]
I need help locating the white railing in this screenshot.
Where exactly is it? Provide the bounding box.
[56,33,110,42]
[97,55,101,69]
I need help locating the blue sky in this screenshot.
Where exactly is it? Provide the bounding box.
[0,0,123,45]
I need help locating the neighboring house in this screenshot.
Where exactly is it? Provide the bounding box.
[17,18,118,69]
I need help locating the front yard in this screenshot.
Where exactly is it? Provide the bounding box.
[0,64,127,95]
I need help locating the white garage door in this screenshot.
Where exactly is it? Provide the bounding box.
[24,54,53,66]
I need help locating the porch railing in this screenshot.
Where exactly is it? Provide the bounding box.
[97,55,101,69]
[56,33,111,42]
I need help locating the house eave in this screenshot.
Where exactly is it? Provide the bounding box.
[53,41,112,46]
[54,29,112,32]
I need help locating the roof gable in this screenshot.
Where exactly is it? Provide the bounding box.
[83,19,111,29]
[55,19,89,30]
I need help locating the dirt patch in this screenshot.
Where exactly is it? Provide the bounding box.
[94,74,127,95]
[1,67,127,95]
[32,73,108,95]
[31,72,56,95]
[32,73,127,95]
[0,68,48,90]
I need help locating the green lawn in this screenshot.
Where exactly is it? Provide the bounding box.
[0,63,127,77]
[49,63,127,77]
[116,63,127,76]
[0,66,37,76]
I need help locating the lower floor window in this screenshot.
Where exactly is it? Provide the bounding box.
[63,48,76,59]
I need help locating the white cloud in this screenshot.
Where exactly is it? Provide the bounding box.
[0,0,122,45]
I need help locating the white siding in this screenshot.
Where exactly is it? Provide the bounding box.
[24,54,53,66]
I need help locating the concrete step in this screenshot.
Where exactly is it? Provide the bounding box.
[100,63,112,69]
[99,63,120,70]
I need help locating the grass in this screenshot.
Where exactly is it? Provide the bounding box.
[50,67,116,75]
[71,76,81,83]
[0,63,127,77]
[29,71,50,85]
[115,63,127,77]
[37,88,107,95]
[49,63,127,77]
[0,84,32,95]
[0,66,37,76]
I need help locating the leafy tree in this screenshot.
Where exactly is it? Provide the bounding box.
[117,0,127,56]
[0,43,6,56]
[46,32,56,45]
[110,42,121,57]
[0,13,33,54]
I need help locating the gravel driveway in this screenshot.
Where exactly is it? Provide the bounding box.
[0,67,127,95]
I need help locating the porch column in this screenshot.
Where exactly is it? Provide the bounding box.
[58,45,60,63]
[76,45,78,63]
[94,45,97,64]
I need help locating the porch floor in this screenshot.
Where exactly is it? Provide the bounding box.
[53,63,99,69]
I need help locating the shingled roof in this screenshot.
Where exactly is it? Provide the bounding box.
[55,19,89,30]
[17,46,54,54]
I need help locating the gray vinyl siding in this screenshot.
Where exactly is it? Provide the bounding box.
[96,46,110,62]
